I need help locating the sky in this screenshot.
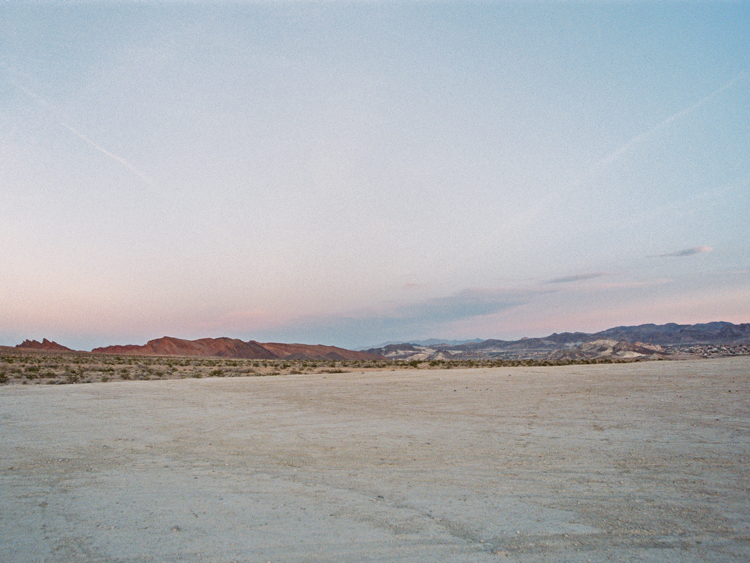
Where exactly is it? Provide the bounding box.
[1,1,749,351]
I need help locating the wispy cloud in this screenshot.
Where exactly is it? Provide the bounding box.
[657,246,713,258]
[397,288,534,324]
[547,272,607,284]
[258,287,546,347]
[594,278,672,290]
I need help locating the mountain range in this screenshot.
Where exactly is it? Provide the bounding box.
[11,322,750,362]
[364,322,750,361]
[15,336,382,361]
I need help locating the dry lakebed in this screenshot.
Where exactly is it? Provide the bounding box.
[1,356,748,562]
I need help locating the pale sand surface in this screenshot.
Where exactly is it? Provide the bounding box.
[1,357,749,562]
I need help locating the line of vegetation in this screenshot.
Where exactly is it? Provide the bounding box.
[0,349,667,386]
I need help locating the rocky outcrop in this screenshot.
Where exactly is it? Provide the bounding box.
[16,339,74,352]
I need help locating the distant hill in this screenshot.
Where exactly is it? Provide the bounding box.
[589,322,750,345]
[91,336,383,361]
[547,340,668,362]
[258,342,383,361]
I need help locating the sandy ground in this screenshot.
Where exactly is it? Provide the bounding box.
[1,357,748,563]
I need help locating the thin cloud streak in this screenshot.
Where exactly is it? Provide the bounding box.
[657,246,713,258]
[591,279,672,290]
[548,272,607,284]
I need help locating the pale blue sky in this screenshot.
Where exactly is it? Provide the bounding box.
[2,1,749,350]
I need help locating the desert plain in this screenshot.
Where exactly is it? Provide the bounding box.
[1,356,748,562]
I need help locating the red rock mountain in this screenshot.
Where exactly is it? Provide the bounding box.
[16,339,74,352]
[91,336,383,361]
[92,337,275,359]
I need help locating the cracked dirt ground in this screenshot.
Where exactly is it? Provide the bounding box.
[1,357,749,562]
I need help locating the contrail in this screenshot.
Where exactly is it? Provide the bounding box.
[4,66,157,188]
[58,122,157,188]
[591,69,748,173]
[481,70,747,246]
[543,70,747,205]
